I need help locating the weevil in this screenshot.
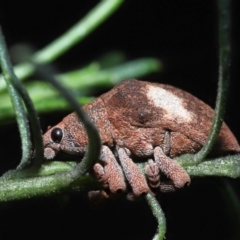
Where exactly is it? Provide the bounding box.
[43,79,240,200]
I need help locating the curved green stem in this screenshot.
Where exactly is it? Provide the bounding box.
[1,152,240,202]
[146,193,166,240]
[0,58,161,122]
[35,63,101,181]
[181,154,240,178]
[0,173,97,202]
[0,27,31,169]
[0,27,44,169]
[193,0,231,163]
[34,0,123,63]
[0,0,124,90]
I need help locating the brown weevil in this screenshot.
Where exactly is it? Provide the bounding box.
[43,79,240,200]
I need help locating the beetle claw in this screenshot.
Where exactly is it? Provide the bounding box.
[159,182,176,192]
[145,159,160,193]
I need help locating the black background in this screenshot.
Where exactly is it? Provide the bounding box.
[0,1,240,240]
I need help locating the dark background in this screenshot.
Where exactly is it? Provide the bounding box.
[0,1,240,239]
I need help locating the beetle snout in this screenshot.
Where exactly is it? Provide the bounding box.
[44,147,57,160]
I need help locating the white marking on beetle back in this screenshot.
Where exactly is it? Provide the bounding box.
[146,85,193,122]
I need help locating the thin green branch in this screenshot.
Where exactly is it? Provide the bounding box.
[0,60,101,199]
[193,0,231,163]
[0,152,239,202]
[181,154,240,178]
[136,152,240,179]
[0,28,32,169]
[0,0,124,90]
[0,58,161,122]
[0,27,44,169]
[33,0,123,63]
[0,172,96,202]
[0,97,94,125]
[35,63,101,181]
[146,193,166,240]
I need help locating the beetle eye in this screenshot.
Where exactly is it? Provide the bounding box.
[51,128,63,143]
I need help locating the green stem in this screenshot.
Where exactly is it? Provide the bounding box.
[193,0,231,163]
[146,193,166,240]
[35,63,101,180]
[34,0,123,63]
[182,154,240,178]
[0,58,161,119]
[0,27,44,169]
[0,151,240,202]
[0,173,96,202]
[0,27,31,170]
[0,0,124,91]
[0,59,101,199]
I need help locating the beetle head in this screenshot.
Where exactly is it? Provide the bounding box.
[43,113,88,160]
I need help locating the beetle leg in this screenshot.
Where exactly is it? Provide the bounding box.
[117,147,150,197]
[91,145,126,195]
[145,159,160,194]
[93,163,107,185]
[100,146,127,194]
[163,130,171,156]
[154,146,190,189]
[89,146,126,205]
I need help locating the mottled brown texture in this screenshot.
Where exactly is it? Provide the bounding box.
[42,79,240,199]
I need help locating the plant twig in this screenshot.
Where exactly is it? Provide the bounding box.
[0,58,161,122]
[1,151,240,202]
[180,154,240,178]
[0,59,101,199]
[0,27,31,170]
[0,0,124,90]
[0,173,97,202]
[193,0,231,163]
[34,63,101,181]
[0,27,44,169]
[33,0,124,64]
[146,193,166,240]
